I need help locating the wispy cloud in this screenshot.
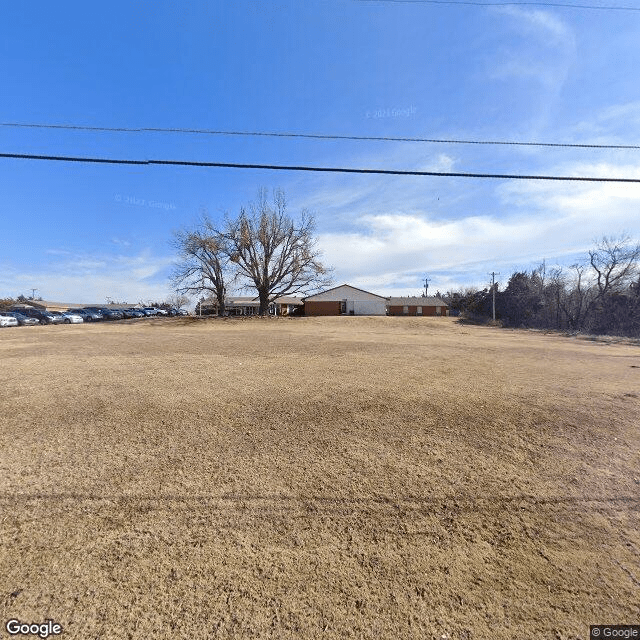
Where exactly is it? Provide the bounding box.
[312,154,640,294]
[500,7,575,46]
[319,211,546,292]
[110,237,132,248]
[485,7,577,133]
[293,144,463,229]
[572,101,640,140]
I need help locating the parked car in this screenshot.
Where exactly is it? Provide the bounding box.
[73,309,104,322]
[0,313,19,327]
[142,307,160,316]
[166,308,189,316]
[83,307,122,320]
[122,308,145,318]
[100,309,124,320]
[41,310,66,324]
[12,308,64,324]
[155,308,169,316]
[3,311,40,326]
[57,311,84,324]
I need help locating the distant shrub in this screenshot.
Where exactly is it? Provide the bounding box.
[0,298,16,310]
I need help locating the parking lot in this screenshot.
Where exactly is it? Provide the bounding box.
[0,306,189,327]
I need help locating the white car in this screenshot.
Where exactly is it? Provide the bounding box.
[59,312,84,324]
[0,313,19,327]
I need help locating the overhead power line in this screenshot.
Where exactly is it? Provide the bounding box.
[354,0,640,10]
[2,151,640,182]
[0,121,638,150]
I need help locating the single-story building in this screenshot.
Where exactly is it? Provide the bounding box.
[387,296,449,316]
[200,295,304,316]
[303,284,388,316]
[271,296,305,316]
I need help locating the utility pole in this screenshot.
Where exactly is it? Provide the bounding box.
[31,288,38,300]
[424,276,431,297]
[489,272,500,321]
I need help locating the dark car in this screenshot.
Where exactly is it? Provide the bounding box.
[83,307,123,320]
[119,309,134,319]
[100,309,124,320]
[121,308,145,318]
[4,311,40,326]
[168,308,189,316]
[12,308,64,324]
[40,310,66,324]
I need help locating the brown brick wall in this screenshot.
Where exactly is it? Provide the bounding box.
[388,305,446,316]
[304,301,341,316]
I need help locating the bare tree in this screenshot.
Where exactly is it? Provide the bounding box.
[171,226,232,316]
[589,234,640,299]
[547,266,565,329]
[168,293,190,310]
[560,263,595,330]
[222,188,333,315]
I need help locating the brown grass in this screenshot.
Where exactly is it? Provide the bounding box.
[1,316,639,639]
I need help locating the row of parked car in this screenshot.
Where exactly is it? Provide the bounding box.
[0,307,189,327]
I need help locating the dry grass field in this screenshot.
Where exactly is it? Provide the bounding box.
[0,316,638,639]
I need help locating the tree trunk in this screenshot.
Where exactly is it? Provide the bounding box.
[258,290,270,316]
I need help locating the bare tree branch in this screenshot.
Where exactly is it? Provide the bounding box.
[221,188,333,314]
[589,234,640,297]
[170,224,234,315]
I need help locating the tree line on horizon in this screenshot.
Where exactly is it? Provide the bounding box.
[440,235,640,338]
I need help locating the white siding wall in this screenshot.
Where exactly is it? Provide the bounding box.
[306,285,387,315]
[353,300,386,315]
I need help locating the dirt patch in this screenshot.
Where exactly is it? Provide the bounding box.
[1,317,638,639]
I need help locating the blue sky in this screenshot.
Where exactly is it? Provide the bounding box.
[1,0,639,304]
